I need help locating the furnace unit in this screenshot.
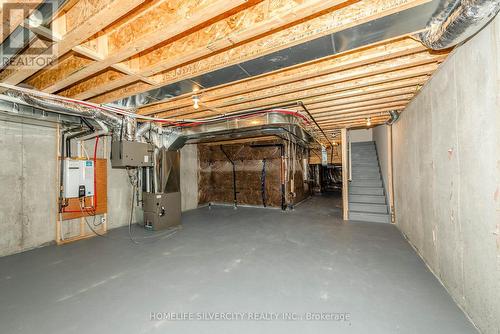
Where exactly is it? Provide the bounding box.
[142,149,181,230]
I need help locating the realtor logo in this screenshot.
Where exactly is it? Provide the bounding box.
[1,1,57,69]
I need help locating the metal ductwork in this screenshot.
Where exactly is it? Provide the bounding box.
[178,111,315,149]
[386,110,401,125]
[0,85,317,153]
[417,0,500,50]
[1,84,135,140]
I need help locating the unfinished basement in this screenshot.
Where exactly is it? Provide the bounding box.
[0,0,499,333]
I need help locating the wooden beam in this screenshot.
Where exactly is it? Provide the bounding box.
[306,93,414,113]
[312,99,410,117]
[341,128,349,220]
[25,0,252,93]
[66,0,353,99]
[215,82,420,114]
[134,0,352,77]
[146,52,443,121]
[319,112,396,125]
[315,103,407,120]
[140,37,429,116]
[0,0,43,43]
[319,114,393,126]
[89,0,431,104]
[322,118,389,129]
[156,59,439,121]
[0,0,147,84]
[161,81,421,120]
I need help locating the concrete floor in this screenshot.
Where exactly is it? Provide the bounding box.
[0,195,477,334]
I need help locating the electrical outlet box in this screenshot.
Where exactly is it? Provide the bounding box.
[63,159,95,198]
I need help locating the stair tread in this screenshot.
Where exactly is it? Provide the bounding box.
[349,210,391,223]
[350,210,389,216]
[350,194,385,197]
[349,203,388,213]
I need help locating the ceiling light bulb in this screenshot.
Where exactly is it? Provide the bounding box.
[366,117,372,126]
[192,95,199,109]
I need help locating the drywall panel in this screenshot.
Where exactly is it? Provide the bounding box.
[392,15,500,334]
[349,128,372,142]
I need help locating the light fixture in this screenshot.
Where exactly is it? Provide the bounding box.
[366,117,372,126]
[192,95,199,109]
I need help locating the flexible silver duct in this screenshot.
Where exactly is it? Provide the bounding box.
[1,84,316,151]
[136,122,153,142]
[418,0,500,50]
[7,91,123,128]
[4,89,131,140]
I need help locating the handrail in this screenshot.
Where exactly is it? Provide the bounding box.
[348,133,352,182]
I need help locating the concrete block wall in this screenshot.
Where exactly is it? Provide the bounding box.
[0,120,199,257]
[392,16,500,334]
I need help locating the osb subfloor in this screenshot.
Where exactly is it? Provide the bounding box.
[0,195,477,333]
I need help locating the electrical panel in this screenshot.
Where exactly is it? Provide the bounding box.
[63,159,95,198]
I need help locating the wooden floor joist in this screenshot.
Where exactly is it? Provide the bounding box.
[0,0,44,44]
[0,0,148,84]
[138,37,429,115]
[65,0,353,100]
[89,0,431,104]
[25,0,254,93]
[150,54,443,120]
[0,0,452,140]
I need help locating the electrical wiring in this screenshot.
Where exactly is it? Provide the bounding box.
[79,200,107,238]
[76,192,178,243]
[80,144,90,160]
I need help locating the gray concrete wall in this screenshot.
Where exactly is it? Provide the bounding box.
[0,120,58,257]
[180,144,198,211]
[0,120,199,256]
[372,125,389,201]
[0,119,134,256]
[349,128,372,142]
[392,16,500,334]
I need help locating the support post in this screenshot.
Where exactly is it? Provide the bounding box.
[341,128,349,220]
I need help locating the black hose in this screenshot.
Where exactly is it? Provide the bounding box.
[250,143,286,210]
[297,101,333,147]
